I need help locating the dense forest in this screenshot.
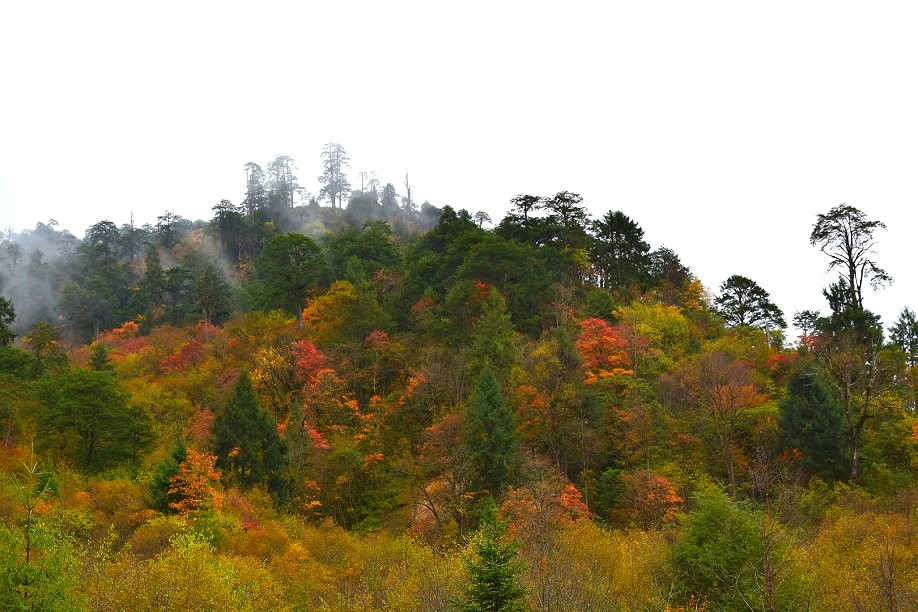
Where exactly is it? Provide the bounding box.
[1,147,917,610]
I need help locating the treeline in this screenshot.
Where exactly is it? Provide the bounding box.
[2,168,918,609]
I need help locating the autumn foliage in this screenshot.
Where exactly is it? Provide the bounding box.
[576,317,633,384]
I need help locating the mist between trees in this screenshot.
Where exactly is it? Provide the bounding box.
[2,146,918,610]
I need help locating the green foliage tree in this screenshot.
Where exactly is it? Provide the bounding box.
[461,498,526,612]
[243,161,267,221]
[673,487,776,610]
[468,289,519,380]
[195,265,232,333]
[715,274,787,331]
[541,191,589,250]
[210,198,247,261]
[251,233,327,327]
[889,306,918,367]
[590,210,651,293]
[318,143,351,209]
[0,296,15,346]
[809,203,891,312]
[464,368,522,495]
[162,265,195,325]
[265,155,302,219]
[24,322,67,377]
[89,342,113,372]
[150,436,188,513]
[778,366,847,479]
[648,246,694,306]
[326,220,402,282]
[38,369,154,472]
[213,372,289,500]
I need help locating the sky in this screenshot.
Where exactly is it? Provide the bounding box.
[1,1,916,333]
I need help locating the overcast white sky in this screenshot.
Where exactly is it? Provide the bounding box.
[1,1,916,332]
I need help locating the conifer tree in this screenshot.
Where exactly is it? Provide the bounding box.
[779,366,848,480]
[150,437,188,513]
[468,289,519,380]
[462,497,526,612]
[464,367,522,495]
[213,372,289,500]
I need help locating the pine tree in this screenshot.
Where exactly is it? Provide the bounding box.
[150,437,188,513]
[462,498,526,612]
[213,372,289,500]
[468,289,519,380]
[778,366,847,480]
[464,368,522,495]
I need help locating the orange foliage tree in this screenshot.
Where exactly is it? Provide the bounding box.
[168,449,223,514]
[576,317,633,385]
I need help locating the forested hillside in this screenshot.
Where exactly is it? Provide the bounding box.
[1,154,917,610]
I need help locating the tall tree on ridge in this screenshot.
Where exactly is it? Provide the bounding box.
[243,161,267,221]
[715,275,786,332]
[810,203,891,312]
[318,143,351,209]
[590,210,651,292]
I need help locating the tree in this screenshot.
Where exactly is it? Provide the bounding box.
[0,296,15,346]
[195,265,232,336]
[793,309,821,347]
[379,182,400,218]
[673,487,776,611]
[266,155,301,215]
[678,349,765,493]
[589,210,651,292]
[39,369,154,471]
[168,449,223,514]
[213,372,288,499]
[496,194,547,247]
[242,161,267,221]
[468,289,519,380]
[138,245,165,320]
[810,204,891,311]
[162,266,195,325]
[814,323,896,483]
[889,306,918,367]
[715,274,787,331]
[461,497,526,612]
[150,437,188,513]
[464,368,522,495]
[576,317,633,385]
[252,233,327,327]
[541,191,589,250]
[303,280,387,346]
[778,366,847,479]
[318,143,351,209]
[154,211,184,249]
[10,452,56,566]
[648,246,694,306]
[210,199,246,260]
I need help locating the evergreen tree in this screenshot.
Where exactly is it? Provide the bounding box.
[89,342,113,372]
[464,368,522,495]
[195,265,232,331]
[0,296,15,346]
[213,373,289,500]
[150,437,188,513]
[461,497,526,612]
[889,306,918,367]
[38,369,154,472]
[590,210,651,293]
[250,233,327,327]
[318,143,351,209]
[778,366,847,479]
[468,288,519,380]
